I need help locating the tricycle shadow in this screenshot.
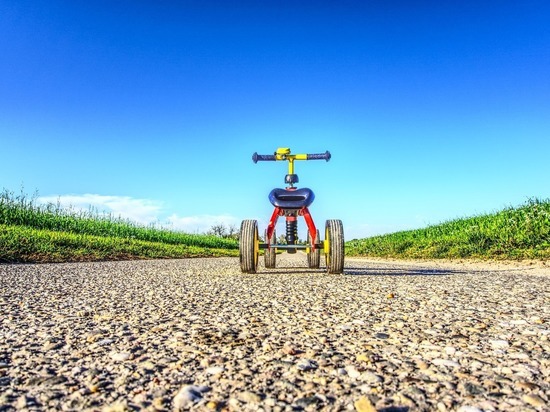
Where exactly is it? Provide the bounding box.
[344,267,464,276]
[261,266,463,276]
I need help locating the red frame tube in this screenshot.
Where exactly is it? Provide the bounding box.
[265,206,318,250]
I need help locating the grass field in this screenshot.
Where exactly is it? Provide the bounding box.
[0,189,238,263]
[3,189,549,263]
[346,198,550,260]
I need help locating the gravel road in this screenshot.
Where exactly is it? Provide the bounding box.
[1,254,549,411]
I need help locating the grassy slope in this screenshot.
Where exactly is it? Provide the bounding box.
[346,199,550,260]
[0,224,237,263]
[0,190,238,263]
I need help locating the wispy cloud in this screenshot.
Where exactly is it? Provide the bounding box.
[166,213,239,234]
[37,193,241,234]
[37,194,164,225]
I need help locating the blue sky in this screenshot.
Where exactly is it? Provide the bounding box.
[2,1,549,239]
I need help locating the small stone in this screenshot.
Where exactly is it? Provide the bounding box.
[346,366,361,378]
[417,360,429,370]
[206,401,219,409]
[102,400,128,412]
[356,353,370,362]
[354,396,376,412]
[152,397,165,410]
[361,371,383,384]
[238,391,261,404]
[295,395,322,407]
[86,333,103,343]
[43,341,64,351]
[16,395,32,409]
[462,382,484,395]
[282,344,298,355]
[110,352,131,362]
[444,346,457,355]
[432,358,460,368]
[510,319,527,325]
[173,385,208,409]
[470,360,484,370]
[515,381,538,390]
[489,340,509,349]
[265,397,276,407]
[374,332,389,340]
[457,406,483,412]
[296,359,317,371]
[97,338,114,346]
[205,366,224,375]
[522,394,546,408]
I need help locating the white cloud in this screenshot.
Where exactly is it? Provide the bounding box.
[166,213,240,234]
[37,193,242,234]
[37,194,164,225]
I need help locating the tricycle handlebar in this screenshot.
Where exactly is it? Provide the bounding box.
[252,149,331,164]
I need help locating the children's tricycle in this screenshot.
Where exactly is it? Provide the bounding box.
[239,148,344,274]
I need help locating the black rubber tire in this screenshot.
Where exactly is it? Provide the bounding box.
[240,220,259,273]
[264,229,276,268]
[307,229,320,269]
[325,219,344,274]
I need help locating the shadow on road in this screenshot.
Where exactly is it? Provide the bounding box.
[259,266,464,276]
[344,266,464,276]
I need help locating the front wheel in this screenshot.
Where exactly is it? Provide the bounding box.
[307,229,320,269]
[324,220,344,274]
[240,220,259,273]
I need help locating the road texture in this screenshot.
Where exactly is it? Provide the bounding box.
[1,254,549,411]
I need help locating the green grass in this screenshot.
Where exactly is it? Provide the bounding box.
[0,189,238,263]
[346,198,550,260]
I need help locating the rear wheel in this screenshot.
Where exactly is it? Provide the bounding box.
[240,220,259,273]
[307,229,320,269]
[324,220,344,274]
[264,229,276,268]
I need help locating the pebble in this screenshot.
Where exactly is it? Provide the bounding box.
[173,385,209,409]
[354,396,376,412]
[109,352,131,362]
[346,366,361,378]
[361,371,383,384]
[205,366,224,375]
[1,256,548,411]
[432,358,461,368]
[522,394,546,408]
[237,390,261,404]
[296,359,317,371]
[457,406,483,412]
[489,340,509,349]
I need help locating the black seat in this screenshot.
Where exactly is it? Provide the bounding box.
[268,188,315,209]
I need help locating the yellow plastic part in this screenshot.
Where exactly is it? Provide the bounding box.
[324,225,330,256]
[274,148,310,174]
[254,228,259,268]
